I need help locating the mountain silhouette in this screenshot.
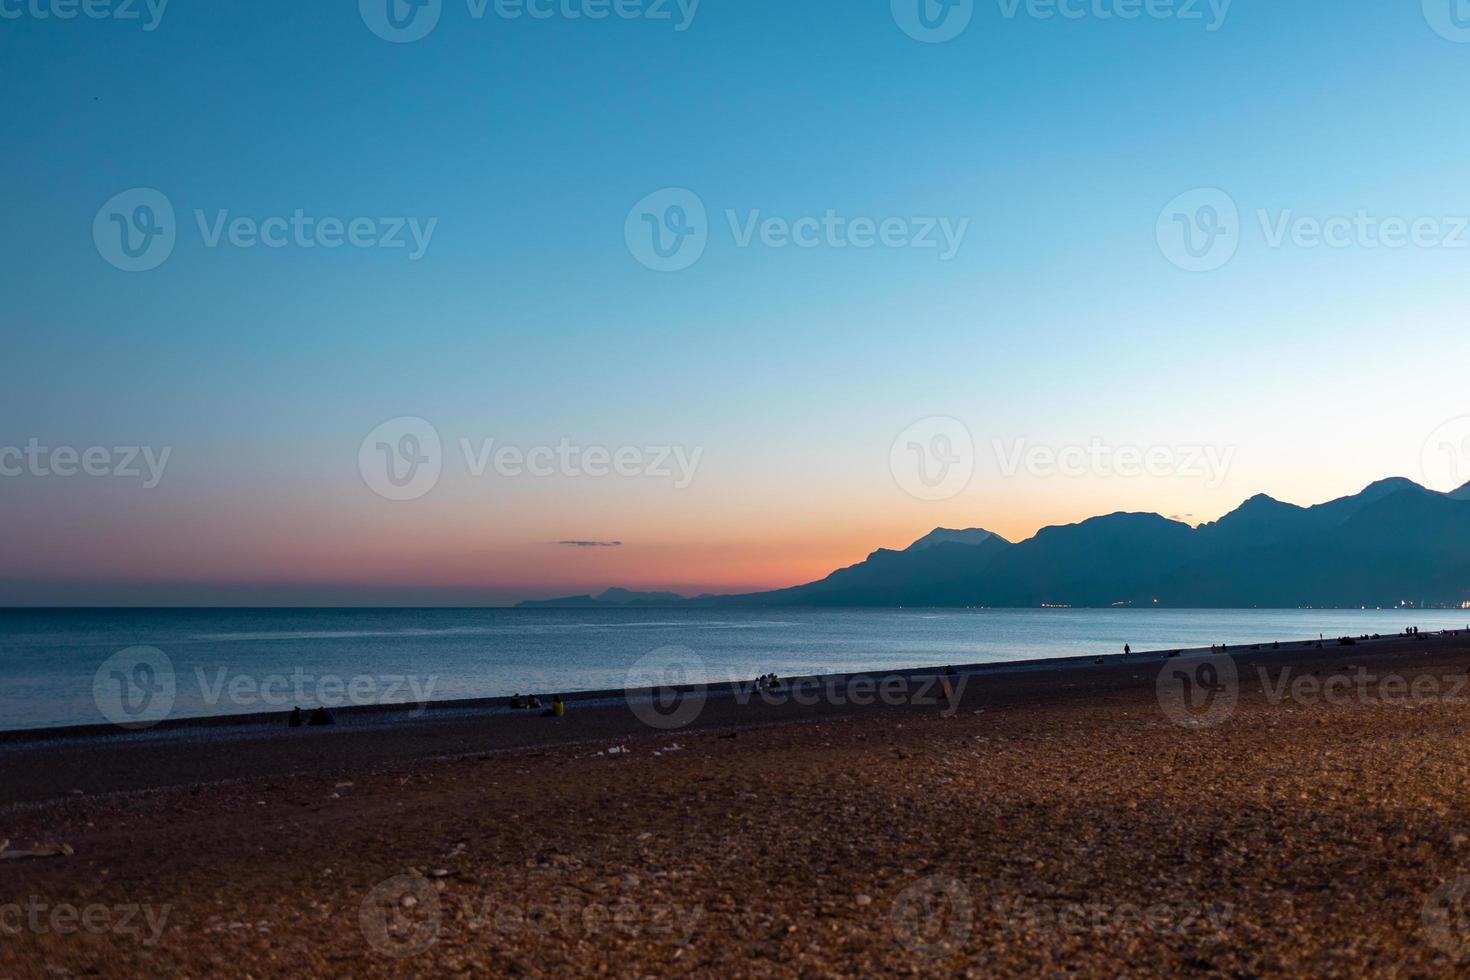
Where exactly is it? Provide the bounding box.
[518,478,1470,609]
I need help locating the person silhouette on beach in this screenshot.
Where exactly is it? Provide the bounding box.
[1124,644,1131,656]
[288,706,303,728]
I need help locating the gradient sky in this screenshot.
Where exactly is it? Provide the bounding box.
[4,1,1470,605]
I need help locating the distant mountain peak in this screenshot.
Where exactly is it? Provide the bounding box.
[1360,476,1426,497]
[905,527,1007,552]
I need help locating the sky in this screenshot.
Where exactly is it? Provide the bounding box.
[3,0,1470,605]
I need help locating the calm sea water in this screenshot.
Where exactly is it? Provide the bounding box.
[2,607,1468,732]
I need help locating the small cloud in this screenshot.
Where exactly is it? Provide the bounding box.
[557,540,623,548]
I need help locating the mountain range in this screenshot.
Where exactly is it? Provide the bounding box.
[518,477,1470,609]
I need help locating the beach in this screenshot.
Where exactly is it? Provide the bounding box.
[5,631,1470,976]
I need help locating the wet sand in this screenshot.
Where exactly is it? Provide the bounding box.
[4,632,1470,976]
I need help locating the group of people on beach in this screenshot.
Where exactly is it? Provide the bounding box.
[287,706,335,727]
[511,693,565,717]
[754,673,783,692]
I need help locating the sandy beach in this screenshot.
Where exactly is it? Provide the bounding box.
[5,632,1470,977]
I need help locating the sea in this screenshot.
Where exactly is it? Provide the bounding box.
[3,607,1469,732]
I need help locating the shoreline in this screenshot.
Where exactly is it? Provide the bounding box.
[4,627,1461,746]
[2,628,1465,807]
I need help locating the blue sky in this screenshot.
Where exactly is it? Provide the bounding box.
[4,1,1470,603]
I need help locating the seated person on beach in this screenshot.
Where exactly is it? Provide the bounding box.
[308,706,335,726]
[511,693,526,709]
[528,695,542,709]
